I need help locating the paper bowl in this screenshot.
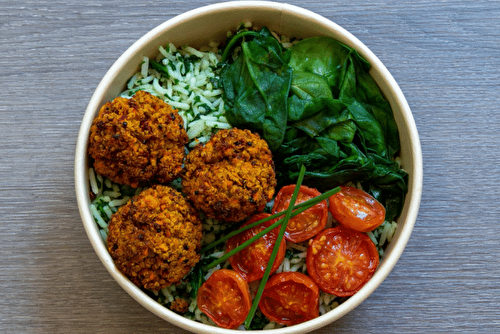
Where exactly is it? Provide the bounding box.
[74,1,422,333]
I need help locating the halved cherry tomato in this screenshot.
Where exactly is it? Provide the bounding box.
[226,213,286,282]
[306,226,379,297]
[272,185,328,243]
[328,186,386,232]
[197,269,251,329]
[259,272,319,326]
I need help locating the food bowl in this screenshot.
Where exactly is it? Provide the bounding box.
[74,1,423,333]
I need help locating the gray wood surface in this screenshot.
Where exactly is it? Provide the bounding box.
[1,0,499,333]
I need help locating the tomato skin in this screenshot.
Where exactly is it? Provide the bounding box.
[226,213,286,282]
[306,226,379,297]
[272,185,328,243]
[328,186,386,232]
[197,269,251,329]
[259,272,319,326]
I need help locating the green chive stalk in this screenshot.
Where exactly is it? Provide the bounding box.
[201,186,341,255]
[244,165,306,328]
[201,185,340,271]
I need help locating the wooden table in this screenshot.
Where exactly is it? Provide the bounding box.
[2,0,499,333]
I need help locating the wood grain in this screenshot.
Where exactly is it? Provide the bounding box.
[1,0,499,333]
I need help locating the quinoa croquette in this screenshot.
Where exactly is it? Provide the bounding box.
[169,297,190,314]
[106,184,202,291]
[182,128,277,223]
[88,90,188,188]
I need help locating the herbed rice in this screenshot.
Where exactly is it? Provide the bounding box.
[120,39,229,148]
[88,23,398,330]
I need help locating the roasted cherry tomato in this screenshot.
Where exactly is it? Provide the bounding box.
[272,185,328,243]
[306,226,379,297]
[226,213,286,282]
[328,186,386,232]
[259,272,319,325]
[197,269,251,329]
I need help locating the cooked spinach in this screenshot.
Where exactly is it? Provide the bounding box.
[288,36,352,96]
[219,27,292,150]
[288,71,333,121]
[247,311,270,330]
[219,29,408,221]
[278,36,407,221]
[186,256,217,299]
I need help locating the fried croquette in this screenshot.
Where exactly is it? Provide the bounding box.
[88,90,188,188]
[169,297,190,314]
[182,128,276,223]
[106,184,202,291]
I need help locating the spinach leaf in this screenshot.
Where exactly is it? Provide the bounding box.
[292,99,351,137]
[345,99,387,157]
[339,54,398,158]
[276,139,407,221]
[220,27,292,150]
[275,36,408,221]
[186,256,216,299]
[288,36,351,96]
[351,60,401,158]
[247,311,270,330]
[288,71,332,121]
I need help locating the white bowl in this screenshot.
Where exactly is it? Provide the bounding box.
[74,1,423,333]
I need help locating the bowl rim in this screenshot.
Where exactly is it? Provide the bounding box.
[74,1,423,333]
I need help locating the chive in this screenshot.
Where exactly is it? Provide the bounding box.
[203,215,282,271]
[201,185,340,254]
[244,165,306,328]
[202,210,276,254]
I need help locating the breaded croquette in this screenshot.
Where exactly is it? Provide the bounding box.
[88,90,188,187]
[106,184,202,291]
[182,128,276,223]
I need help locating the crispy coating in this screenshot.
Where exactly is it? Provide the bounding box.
[169,297,190,314]
[182,128,276,223]
[107,184,202,291]
[88,90,188,187]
